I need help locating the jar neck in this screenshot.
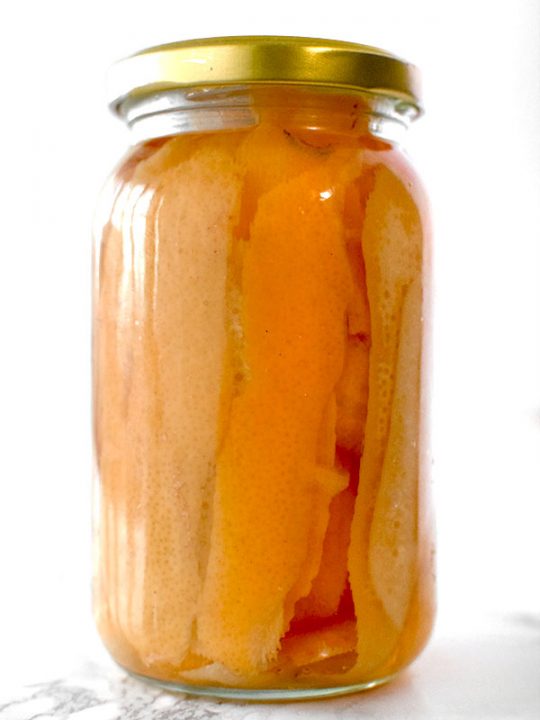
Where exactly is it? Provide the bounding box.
[118,85,416,146]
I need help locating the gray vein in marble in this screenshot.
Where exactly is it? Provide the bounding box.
[0,664,228,720]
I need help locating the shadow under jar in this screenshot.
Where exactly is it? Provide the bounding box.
[92,36,436,701]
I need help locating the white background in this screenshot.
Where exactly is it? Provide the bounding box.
[0,0,539,687]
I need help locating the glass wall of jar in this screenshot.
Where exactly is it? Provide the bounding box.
[92,37,435,700]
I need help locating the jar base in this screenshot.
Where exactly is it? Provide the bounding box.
[125,668,397,702]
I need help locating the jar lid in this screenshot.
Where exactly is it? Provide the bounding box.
[108,36,422,118]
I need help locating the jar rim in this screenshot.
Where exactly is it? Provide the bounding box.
[108,36,423,120]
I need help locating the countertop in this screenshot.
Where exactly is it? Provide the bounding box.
[1,614,539,720]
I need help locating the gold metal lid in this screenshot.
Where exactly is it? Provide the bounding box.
[108,36,422,117]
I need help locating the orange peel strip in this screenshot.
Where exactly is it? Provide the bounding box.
[347,162,423,675]
[95,135,241,671]
[294,487,356,621]
[279,620,357,668]
[196,164,352,673]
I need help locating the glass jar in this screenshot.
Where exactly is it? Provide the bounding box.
[93,36,435,700]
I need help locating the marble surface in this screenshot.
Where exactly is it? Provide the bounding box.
[1,615,539,720]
